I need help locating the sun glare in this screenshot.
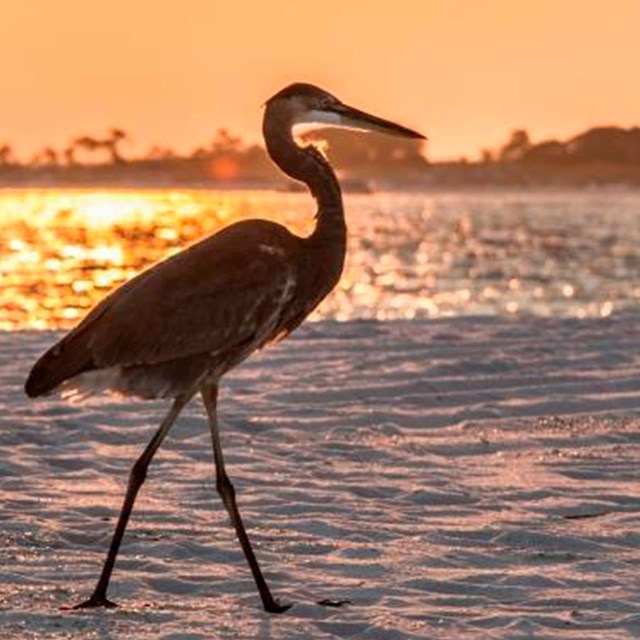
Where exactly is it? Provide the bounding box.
[0,189,313,330]
[73,194,153,227]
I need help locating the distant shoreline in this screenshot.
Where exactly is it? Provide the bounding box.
[4,124,640,190]
[3,164,640,192]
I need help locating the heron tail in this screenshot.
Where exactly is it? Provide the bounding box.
[25,336,94,398]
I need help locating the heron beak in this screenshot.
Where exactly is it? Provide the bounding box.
[330,103,426,140]
[297,103,426,140]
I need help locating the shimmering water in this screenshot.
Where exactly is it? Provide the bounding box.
[1,188,639,330]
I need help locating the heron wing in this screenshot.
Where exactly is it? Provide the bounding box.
[86,221,300,367]
[25,221,301,396]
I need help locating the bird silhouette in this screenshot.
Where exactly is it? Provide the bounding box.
[25,82,424,612]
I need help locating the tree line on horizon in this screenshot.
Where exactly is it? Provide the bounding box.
[0,124,639,184]
[482,126,640,165]
[0,127,426,172]
[0,126,430,185]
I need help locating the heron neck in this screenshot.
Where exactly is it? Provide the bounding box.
[263,118,345,237]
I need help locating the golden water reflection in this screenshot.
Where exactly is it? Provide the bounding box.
[0,190,316,330]
[1,188,639,330]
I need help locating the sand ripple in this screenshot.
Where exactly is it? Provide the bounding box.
[1,314,640,638]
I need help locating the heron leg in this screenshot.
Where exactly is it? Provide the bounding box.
[73,394,190,609]
[200,382,290,614]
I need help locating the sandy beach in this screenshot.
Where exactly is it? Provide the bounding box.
[1,313,639,639]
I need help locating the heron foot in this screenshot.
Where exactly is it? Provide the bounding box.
[264,599,292,614]
[71,594,119,610]
[317,598,351,608]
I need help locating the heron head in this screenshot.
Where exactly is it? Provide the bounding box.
[265,83,425,140]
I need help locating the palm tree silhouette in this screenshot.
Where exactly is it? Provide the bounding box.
[30,147,59,167]
[71,129,129,164]
[105,128,128,164]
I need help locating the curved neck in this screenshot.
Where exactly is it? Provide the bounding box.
[263,108,345,239]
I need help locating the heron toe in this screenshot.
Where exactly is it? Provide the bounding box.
[72,594,119,610]
[264,599,292,614]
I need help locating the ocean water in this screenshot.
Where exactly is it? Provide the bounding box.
[1,188,639,329]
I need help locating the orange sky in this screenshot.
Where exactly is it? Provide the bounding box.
[2,0,640,160]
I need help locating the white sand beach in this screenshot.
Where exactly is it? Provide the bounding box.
[1,313,640,639]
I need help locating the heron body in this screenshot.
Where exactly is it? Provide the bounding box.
[26,218,343,400]
[25,82,424,612]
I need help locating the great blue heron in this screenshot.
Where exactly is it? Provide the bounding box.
[25,83,424,613]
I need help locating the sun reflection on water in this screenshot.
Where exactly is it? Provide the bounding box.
[1,188,638,330]
[0,189,315,330]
